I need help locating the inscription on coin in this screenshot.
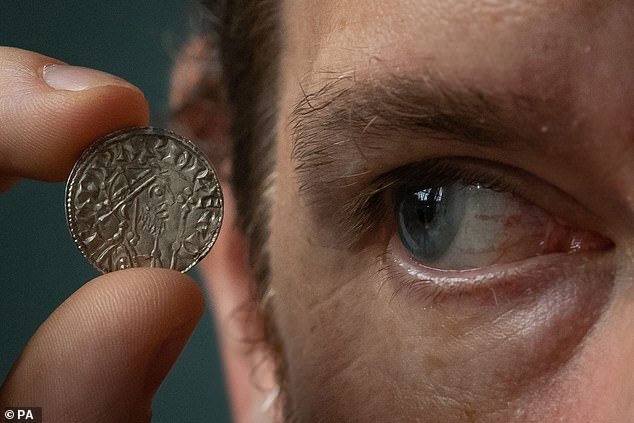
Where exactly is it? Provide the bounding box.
[65,127,223,273]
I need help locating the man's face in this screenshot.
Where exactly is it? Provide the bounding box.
[266,1,633,420]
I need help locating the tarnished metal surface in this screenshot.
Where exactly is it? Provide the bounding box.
[66,127,223,273]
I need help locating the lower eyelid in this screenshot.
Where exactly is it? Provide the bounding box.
[378,236,617,399]
[384,236,616,308]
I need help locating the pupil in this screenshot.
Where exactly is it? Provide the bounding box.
[415,187,444,226]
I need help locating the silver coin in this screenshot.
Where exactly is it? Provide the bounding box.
[65,127,223,273]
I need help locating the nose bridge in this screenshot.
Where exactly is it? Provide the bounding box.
[602,274,634,419]
[556,1,634,228]
[566,0,633,126]
[546,274,634,422]
[588,254,634,418]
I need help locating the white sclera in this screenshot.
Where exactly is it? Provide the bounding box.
[427,185,550,270]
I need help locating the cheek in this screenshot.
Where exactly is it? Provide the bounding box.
[268,204,398,419]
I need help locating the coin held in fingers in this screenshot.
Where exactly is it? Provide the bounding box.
[65,126,223,273]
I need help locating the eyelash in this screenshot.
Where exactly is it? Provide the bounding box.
[341,158,530,248]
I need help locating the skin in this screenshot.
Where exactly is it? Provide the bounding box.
[1,1,632,422]
[206,0,633,421]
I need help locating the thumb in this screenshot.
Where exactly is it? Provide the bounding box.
[0,46,149,182]
[0,268,204,422]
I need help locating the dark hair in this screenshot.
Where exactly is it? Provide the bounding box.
[173,0,288,410]
[200,0,280,298]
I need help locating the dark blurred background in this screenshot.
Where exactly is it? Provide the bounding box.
[0,1,231,421]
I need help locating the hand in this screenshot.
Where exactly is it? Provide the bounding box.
[0,47,205,422]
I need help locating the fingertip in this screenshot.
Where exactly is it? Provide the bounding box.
[0,47,151,181]
[12,84,150,181]
[80,268,205,328]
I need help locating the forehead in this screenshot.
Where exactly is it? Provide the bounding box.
[284,0,625,86]
[282,0,632,159]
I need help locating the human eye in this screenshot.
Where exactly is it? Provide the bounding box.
[394,177,609,271]
[394,181,552,270]
[349,158,615,302]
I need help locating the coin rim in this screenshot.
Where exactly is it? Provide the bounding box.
[65,126,224,273]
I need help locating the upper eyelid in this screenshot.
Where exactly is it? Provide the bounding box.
[341,158,528,230]
[334,157,606,251]
[332,159,513,250]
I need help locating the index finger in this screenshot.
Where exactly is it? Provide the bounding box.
[0,47,149,182]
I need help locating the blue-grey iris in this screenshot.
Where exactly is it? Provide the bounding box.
[396,184,466,262]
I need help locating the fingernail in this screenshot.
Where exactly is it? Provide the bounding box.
[43,64,137,92]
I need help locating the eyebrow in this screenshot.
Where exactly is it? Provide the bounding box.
[291,72,565,195]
